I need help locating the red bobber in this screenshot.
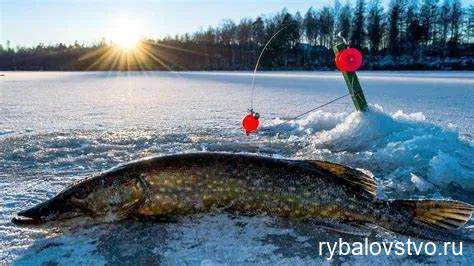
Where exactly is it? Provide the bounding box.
[242,112,259,135]
[335,48,363,72]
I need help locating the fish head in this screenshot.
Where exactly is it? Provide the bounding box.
[12,190,87,225]
[13,173,145,225]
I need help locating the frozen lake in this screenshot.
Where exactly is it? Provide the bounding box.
[1,71,474,264]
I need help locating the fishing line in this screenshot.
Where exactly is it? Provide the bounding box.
[289,93,350,120]
[247,28,357,131]
[249,24,291,111]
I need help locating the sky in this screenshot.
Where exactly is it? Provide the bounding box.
[1,0,473,47]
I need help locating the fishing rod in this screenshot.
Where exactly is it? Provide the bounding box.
[242,24,291,135]
[249,24,291,111]
[242,30,367,135]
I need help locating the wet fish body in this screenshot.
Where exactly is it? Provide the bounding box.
[14,153,473,239]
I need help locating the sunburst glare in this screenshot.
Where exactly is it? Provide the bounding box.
[78,17,200,71]
[107,18,143,51]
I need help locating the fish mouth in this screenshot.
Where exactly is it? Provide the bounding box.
[12,204,53,225]
[11,206,48,225]
[12,196,83,225]
[11,215,43,225]
[12,206,83,225]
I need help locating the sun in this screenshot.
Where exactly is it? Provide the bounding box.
[114,32,140,50]
[107,18,143,51]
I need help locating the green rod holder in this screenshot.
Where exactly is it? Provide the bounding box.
[332,43,368,111]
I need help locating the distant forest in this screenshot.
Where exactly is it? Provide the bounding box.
[1,0,473,71]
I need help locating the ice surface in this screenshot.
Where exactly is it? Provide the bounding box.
[1,71,473,264]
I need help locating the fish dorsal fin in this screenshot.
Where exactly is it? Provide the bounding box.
[304,160,377,199]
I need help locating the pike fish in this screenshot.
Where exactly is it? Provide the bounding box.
[13,153,473,239]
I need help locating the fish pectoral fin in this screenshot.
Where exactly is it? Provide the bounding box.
[122,199,142,212]
[117,198,145,219]
[70,196,95,215]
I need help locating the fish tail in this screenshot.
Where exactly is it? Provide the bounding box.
[388,199,473,230]
[376,199,474,240]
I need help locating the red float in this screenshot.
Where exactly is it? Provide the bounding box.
[335,48,363,72]
[242,112,259,135]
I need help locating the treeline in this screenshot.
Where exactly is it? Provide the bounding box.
[1,0,473,71]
